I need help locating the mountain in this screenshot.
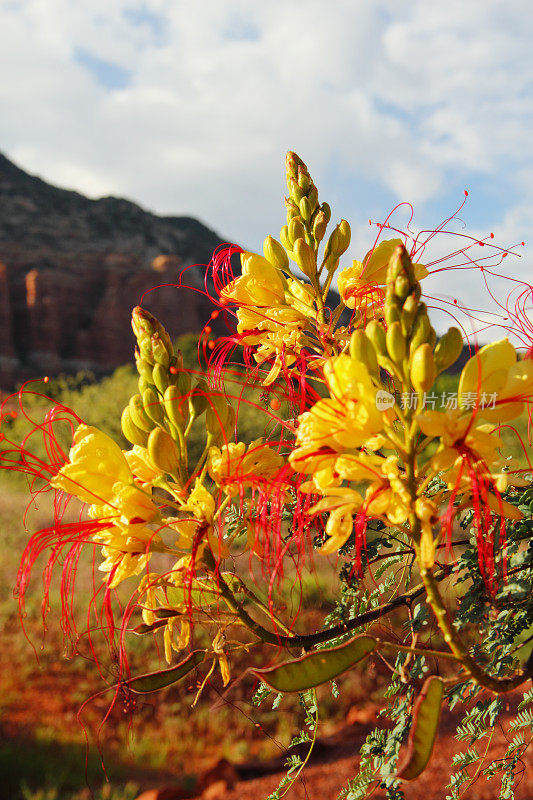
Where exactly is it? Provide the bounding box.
[0,152,225,387]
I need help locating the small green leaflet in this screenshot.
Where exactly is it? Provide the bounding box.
[398,675,444,780]
[127,650,207,694]
[252,634,377,692]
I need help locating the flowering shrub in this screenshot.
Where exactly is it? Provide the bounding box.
[2,152,533,798]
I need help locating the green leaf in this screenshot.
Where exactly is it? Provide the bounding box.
[397,675,444,781]
[127,650,207,693]
[252,634,377,692]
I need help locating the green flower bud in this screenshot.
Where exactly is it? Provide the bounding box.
[320,202,332,224]
[330,219,351,257]
[297,168,311,192]
[152,362,169,395]
[135,352,153,382]
[312,210,328,243]
[288,177,304,204]
[366,320,387,355]
[263,235,289,270]
[288,217,306,246]
[299,196,312,222]
[151,335,171,368]
[284,197,299,221]
[293,238,317,279]
[121,406,149,447]
[409,310,431,354]
[349,330,379,375]
[386,321,407,363]
[148,427,180,476]
[129,393,154,432]
[308,185,319,211]
[434,327,463,374]
[394,274,411,301]
[163,385,186,430]
[280,225,292,252]
[385,301,401,327]
[401,293,419,336]
[411,344,436,393]
[188,378,209,420]
[143,387,165,425]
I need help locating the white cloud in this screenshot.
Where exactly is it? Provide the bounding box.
[0,0,531,338]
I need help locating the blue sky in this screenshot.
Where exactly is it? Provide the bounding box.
[1,0,532,339]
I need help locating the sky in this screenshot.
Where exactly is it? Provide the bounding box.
[1,0,532,342]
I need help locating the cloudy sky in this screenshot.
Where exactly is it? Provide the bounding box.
[1,0,532,341]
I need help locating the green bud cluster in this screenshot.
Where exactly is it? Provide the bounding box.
[122,307,237,475]
[360,245,464,395]
[279,152,335,279]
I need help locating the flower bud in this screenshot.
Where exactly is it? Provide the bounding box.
[121,406,149,447]
[148,427,180,475]
[143,387,165,425]
[349,330,378,375]
[293,238,317,279]
[280,225,292,252]
[409,310,432,354]
[163,385,186,430]
[188,378,210,420]
[312,211,328,242]
[394,273,410,301]
[288,177,304,204]
[386,321,406,363]
[401,293,418,335]
[152,362,169,395]
[434,327,463,374]
[365,320,387,355]
[330,220,351,257]
[288,217,306,246]
[263,235,289,270]
[297,167,311,192]
[320,202,331,224]
[132,306,155,338]
[410,344,436,393]
[285,151,300,180]
[385,301,401,327]
[129,394,154,432]
[135,352,153,383]
[299,196,312,222]
[284,197,299,221]
[308,185,319,211]
[152,335,171,368]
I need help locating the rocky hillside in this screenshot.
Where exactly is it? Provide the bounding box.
[0,152,225,387]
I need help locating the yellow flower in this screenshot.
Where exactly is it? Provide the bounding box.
[208,440,284,496]
[97,522,161,588]
[220,251,285,308]
[290,355,384,473]
[338,239,427,311]
[458,338,533,422]
[123,445,160,486]
[52,424,158,524]
[310,486,364,553]
[52,425,131,504]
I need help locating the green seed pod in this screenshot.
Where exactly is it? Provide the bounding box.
[129,393,154,432]
[434,327,463,374]
[163,385,186,430]
[411,344,436,393]
[293,238,317,279]
[386,321,407,363]
[121,406,149,447]
[365,320,387,355]
[263,235,289,270]
[349,330,378,375]
[143,387,165,425]
[152,362,169,395]
[288,217,306,246]
[148,427,181,476]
